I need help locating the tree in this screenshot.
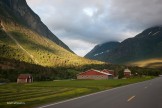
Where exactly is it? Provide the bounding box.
[118,70,124,79]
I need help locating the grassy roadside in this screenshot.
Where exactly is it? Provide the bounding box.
[0,76,155,108]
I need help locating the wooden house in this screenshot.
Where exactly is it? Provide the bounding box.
[17,74,33,83]
[124,68,131,77]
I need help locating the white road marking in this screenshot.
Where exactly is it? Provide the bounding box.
[127,96,135,102]
[144,86,148,89]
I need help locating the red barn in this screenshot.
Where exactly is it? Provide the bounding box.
[124,68,131,78]
[77,69,113,80]
[102,69,115,77]
[17,74,33,83]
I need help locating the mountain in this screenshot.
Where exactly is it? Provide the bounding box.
[0,0,104,70]
[85,26,162,68]
[85,42,120,61]
[0,0,72,52]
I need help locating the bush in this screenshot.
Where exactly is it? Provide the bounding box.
[0,78,10,83]
[118,70,124,79]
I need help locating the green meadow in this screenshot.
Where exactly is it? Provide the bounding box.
[0,76,154,108]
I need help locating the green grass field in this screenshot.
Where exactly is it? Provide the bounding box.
[0,76,154,108]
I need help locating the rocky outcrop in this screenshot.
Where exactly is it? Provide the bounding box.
[0,0,73,52]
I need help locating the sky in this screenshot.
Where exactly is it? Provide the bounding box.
[27,0,162,56]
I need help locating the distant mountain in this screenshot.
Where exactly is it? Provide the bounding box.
[85,42,120,61]
[0,0,103,69]
[85,26,162,68]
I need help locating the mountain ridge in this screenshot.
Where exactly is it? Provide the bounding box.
[85,26,162,68]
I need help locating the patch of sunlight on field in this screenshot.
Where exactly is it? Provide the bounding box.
[129,58,162,68]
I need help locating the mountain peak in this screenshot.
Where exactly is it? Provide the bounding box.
[98,41,120,47]
[85,41,120,60]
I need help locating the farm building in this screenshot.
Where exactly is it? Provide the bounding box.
[124,68,131,77]
[17,74,33,83]
[102,69,116,77]
[77,69,113,80]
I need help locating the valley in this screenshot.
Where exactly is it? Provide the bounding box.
[0,0,162,108]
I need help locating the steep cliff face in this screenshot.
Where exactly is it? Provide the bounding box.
[0,0,72,52]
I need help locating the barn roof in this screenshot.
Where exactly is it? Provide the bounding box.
[124,69,131,73]
[102,69,109,73]
[78,69,112,76]
[18,74,32,79]
[102,69,114,73]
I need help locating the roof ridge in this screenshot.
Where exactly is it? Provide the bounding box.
[98,71,112,75]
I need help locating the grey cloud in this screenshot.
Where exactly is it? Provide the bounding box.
[109,0,162,29]
[27,0,162,56]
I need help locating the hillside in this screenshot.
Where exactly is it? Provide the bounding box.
[0,0,105,81]
[0,0,72,52]
[85,26,162,68]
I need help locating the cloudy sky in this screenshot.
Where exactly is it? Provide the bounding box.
[27,0,162,56]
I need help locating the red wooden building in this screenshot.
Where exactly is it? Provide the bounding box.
[102,69,116,77]
[77,69,113,80]
[17,74,33,83]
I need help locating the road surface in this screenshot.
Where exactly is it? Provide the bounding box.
[38,77,162,108]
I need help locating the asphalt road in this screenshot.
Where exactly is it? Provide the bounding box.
[38,77,162,108]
